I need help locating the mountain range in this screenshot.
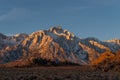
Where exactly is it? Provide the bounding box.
[0,26,120,67]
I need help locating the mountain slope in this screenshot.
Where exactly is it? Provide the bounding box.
[0,26,120,67]
[91,50,120,72]
[0,33,28,64]
[21,27,88,65]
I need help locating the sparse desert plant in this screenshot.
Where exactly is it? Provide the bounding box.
[0,66,120,80]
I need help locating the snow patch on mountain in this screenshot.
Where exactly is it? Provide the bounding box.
[0,27,120,66]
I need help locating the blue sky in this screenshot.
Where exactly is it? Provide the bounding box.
[0,0,120,40]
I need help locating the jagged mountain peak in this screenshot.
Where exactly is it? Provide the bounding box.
[30,26,76,41]
[48,26,63,33]
[20,27,88,65]
[49,26,75,40]
[1,26,120,67]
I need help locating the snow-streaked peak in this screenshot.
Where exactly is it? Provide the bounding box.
[106,38,120,44]
[29,27,76,41]
[1,26,120,66]
[49,26,75,40]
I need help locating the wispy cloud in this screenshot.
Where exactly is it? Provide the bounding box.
[63,6,95,13]
[0,13,9,21]
[83,0,120,7]
[70,6,95,11]
[0,8,32,21]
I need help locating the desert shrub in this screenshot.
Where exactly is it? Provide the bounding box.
[32,57,79,66]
